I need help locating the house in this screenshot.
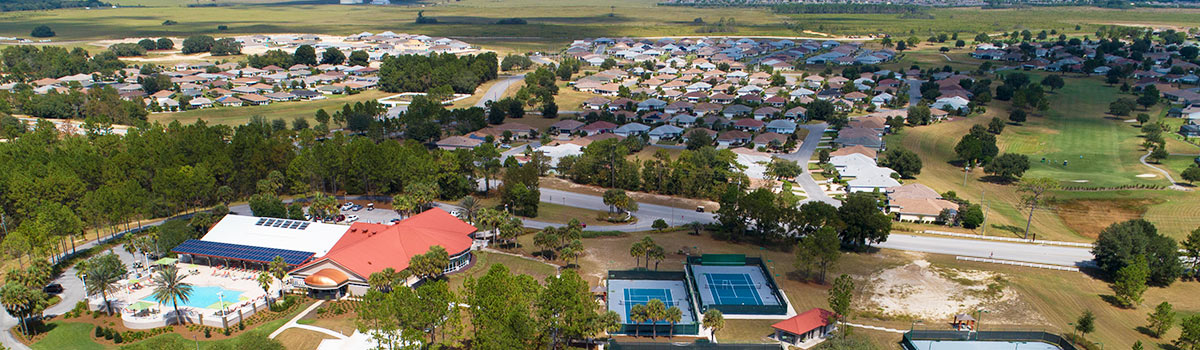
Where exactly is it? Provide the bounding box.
[613,122,651,137]
[753,107,781,120]
[716,130,752,147]
[765,119,797,134]
[784,106,807,120]
[189,97,213,109]
[239,93,271,106]
[1181,124,1200,138]
[933,96,970,111]
[771,308,836,347]
[436,135,484,150]
[494,122,536,138]
[670,114,698,127]
[884,183,959,222]
[648,125,684,140]
[834,128,884,149]
[215,95,243,107]
[829,145,877,160]
[580,121,618,136]
[722,104,752,118]
[550,119,586,134]
[733,118,765,132]
[682,128,717,144]
[637,98,668,111]
[753,132,788,149]
[665,101,694,114]
[583,97,611,110]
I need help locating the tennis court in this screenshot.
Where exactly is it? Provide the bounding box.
[691,265,781,307]
[606,279,696,325]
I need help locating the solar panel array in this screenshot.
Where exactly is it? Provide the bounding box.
[172,239,315,265]
[253,218,310,230]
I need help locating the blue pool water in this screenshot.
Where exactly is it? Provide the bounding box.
[143,285,243,309]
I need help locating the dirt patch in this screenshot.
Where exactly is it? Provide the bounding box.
[1052,198,1160,239]
[862,257,1019,322]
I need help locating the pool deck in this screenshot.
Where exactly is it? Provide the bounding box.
[91,264,273,329]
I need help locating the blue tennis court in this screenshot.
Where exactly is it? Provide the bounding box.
[705,273,763,305]
[623,288,677,324]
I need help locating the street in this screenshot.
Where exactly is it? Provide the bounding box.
[876,234,1095,267]
[475,74,524,108]
[774,123,840,207]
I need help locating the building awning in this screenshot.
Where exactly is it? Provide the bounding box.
[172,239,314,266]
[154,257,178,266]
[304,268,350,289]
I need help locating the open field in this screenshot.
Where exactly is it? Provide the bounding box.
[887,72,1200,241]
[445,251,559,291]
[2,0,1199,51]
[274,328,335,350]
[149,90,389,126]
[29,322,107,350]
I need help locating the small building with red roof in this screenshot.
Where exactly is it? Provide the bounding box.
[288,208,477,298]
[771,308,837,346]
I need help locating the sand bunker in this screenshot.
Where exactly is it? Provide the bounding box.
[1136,174,1158,178]
[1072,180,1089,183]
[865,260,1016,320]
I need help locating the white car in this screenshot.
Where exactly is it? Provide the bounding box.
[346,215,360,222]
[341,202,354,211]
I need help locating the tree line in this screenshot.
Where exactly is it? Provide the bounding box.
[1,45,125,81]
[378,52,498,94]
[557,138,749,201]
[1,0,107,12]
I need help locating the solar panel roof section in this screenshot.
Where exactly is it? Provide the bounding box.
[171,239,315,265]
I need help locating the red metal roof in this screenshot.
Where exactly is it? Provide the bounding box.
[299,208,476,279]
[771,308,835,335]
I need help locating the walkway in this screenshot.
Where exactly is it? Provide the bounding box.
[1139,150,1190,191]
[268,300,347,340]
[846,322,906,334]
[775,123,840,207]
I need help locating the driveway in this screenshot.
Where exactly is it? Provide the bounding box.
[775,123,839,207]
[476,74,524,108]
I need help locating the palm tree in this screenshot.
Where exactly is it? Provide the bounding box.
[702,309,725,342]
[564,239,584,267]
[151,266,194,325]
[257,272,273,306]
[269,256,288,298]
[629,304,647,338]
[1,282,43,335]
[665,306,682,339]
[646,299,667,339]
[630,241,645,268]
[458,196,480,224]
[85,256,125,316]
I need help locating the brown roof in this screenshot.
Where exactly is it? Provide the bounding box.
[829,145,877,159]
[886,183,941,200]
[890,197,959,216]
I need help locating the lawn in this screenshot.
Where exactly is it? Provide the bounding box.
[886,73,1200,241]
[446,251,559,291]
[30,322,108,350]
[526,201,624,226]
[150,90,390,126]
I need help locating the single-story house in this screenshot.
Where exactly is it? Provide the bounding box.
[771,308,837,347]
[716,130,752,148]
[648,125,684,140]
[765,119,797,134]
[613,122,651,137]
[435,135,484,150]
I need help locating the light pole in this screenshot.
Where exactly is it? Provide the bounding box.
[217,291,225,316]
[975,309,989,332]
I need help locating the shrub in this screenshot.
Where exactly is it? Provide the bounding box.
[580,231,624,238]
[30,25,55,38]
[217,25,228,31]
[223,327,231,336]
[113,331,123,343]
[162,20,178,25]
[204,328,211,338]
[238,322,245,330]
[109,43,147,57]
[94,325,103,338]
[103,327,114,340]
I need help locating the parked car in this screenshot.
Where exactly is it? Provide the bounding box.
[696,206,705,213]
[335,214,346,222]
[43,283,63,294]
[341,202,354,211]
[366,203,374,211]
[351,205,363,212]
[346,215,360,222]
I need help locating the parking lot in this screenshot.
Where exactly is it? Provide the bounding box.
[334,200,403,224]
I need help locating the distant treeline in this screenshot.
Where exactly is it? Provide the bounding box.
[772,3,927,14]
[378,52,498,94]
[0,0,109,11]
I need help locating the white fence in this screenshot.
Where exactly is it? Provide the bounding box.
[955,256,1080,272]
[922,230,1094,248]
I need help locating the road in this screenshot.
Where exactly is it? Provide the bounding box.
[876,234,1095,267]
[906,78,923,106]
[538,188,716,230]
[775,123,839,207]
[1,225,145,350]
[475,74,524,108]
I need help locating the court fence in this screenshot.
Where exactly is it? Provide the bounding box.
[608,340,780,350]
[901,330,1078,350]
[686,256,789,315]
[607,269,702,336]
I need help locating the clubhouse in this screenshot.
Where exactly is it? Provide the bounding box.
[173,208,477,298]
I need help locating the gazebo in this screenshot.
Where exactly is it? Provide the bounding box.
[953,313,977,330]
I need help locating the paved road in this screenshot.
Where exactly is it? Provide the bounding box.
[530,56,555,65]
[1,226,146,350]
[906,79,923,106]
[475,74,524,108]
[875,234,1095,267]
[539,188,716,230]
[775,123,839,207]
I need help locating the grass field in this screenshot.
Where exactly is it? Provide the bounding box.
[29,322,107,350]
[446,251,559,291]
[2,0,1199,53]
[886,73,1200,241]
[149,90,389,126]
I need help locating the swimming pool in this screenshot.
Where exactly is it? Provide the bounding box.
[908,340,1062,350]
[142,285,244,309]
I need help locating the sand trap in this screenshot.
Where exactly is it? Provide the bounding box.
[1072,180,1089,183]
[866,259,1015,320]
[1136,173,1158,178]
[1124,119,1138,123]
